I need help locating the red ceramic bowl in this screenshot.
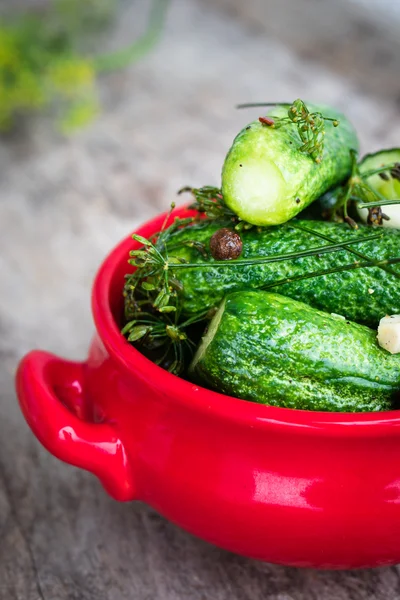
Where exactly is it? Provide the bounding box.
[16,206,400,569]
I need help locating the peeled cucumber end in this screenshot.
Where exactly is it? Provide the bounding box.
[222,155,288,225]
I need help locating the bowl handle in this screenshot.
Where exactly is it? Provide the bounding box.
[16,350,135,501]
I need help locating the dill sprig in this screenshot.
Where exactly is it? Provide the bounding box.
[124,209,197,318]
[261,256,400,291]
[291,221,400,280]
[237,99,339,163]
[332,150,400,227]
[178,186,232,220]
[178,186,255,231]
[122,301,210,376]
[123,204,211,374]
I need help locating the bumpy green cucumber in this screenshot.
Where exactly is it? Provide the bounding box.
[221,104,359,226]
[190,291,400,412]
[357,149,400,228]
[167,219,400,326]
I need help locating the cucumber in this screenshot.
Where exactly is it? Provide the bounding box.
[221,103,359,226]
[167,219,400,326]
[190,291,400,412]
[357,149,400,228]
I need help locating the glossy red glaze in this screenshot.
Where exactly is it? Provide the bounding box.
[16,206,400,569]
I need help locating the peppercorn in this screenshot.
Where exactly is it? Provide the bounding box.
[209,228,243,260]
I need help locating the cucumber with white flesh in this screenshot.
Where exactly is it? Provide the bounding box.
[357,149,400,228]
[190,291,400,412]
[221,103,359,226]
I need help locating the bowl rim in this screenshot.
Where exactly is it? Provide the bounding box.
[91,204,400,435]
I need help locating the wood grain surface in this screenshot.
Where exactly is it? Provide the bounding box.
[1,1,400,597]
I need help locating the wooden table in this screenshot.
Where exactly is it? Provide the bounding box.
[1,1,400,597]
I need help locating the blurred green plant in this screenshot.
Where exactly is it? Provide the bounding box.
[0,0,168,132]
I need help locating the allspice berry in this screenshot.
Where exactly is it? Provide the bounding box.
[209,228,243,260]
